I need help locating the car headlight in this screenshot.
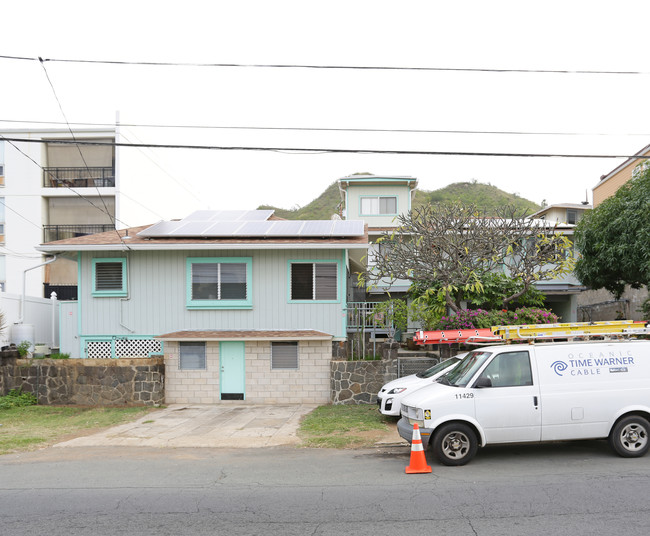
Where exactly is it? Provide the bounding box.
[388,387,407,394]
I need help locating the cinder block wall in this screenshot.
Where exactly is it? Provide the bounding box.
[164,340,331,404]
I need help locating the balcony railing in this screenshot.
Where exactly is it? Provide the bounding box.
[43,224,114,243]
[43,166,115,188]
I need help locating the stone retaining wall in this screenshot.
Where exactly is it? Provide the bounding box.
[331,341,400,404]
[0,358,164,406]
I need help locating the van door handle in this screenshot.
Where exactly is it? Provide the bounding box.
[533,396,539,407]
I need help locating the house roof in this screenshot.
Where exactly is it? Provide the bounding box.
[528,203,592,219]
[36,210,370,252]
[338,174,418,188]
[156,329,333,341]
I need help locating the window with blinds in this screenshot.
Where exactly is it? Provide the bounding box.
[186,257,252,309]
[360,196,397,215]
[180,342,206,370]
[271,342,298,370]
[290,262,337,301]
[92,258,127,296]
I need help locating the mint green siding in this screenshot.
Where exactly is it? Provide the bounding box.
[346,184,412,227]
[77,249,347,339]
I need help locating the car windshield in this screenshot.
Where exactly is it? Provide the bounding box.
[441,350,493,387]
[416,357,461,378]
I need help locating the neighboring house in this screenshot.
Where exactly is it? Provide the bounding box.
[37,209,368,404]
[339,174,417,297]
[528,202,591,225]
[577,143,650,320]
[593,143,650,207]
[0,128,118,299]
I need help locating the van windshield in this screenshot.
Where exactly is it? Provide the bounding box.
[441,351,493,387]
[416,357,461,378]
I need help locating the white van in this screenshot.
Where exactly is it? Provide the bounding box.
[377,355,465,416]
[398,340,650,465]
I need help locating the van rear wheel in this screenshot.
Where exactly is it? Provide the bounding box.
[432,423,478,466]
[609,416,650,458]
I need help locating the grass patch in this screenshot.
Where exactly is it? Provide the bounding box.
[298,404,394,449]
[0,405,157,455]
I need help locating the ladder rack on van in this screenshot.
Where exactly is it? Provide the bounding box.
[413,320,650,345]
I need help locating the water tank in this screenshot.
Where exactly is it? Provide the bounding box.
[11,323,35,353]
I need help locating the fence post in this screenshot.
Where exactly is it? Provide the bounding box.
[50,291,58,349]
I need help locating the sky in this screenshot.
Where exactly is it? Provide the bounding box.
[2,0,650,227]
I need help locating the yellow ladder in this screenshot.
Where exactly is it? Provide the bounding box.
[492,320,649,341]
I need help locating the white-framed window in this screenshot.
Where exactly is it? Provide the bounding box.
[179,341,206,370]
[360,196,397,215]
[186,257,252,309]
[289,261,338,301]
[92,258,127,297]
[271,342,298,370]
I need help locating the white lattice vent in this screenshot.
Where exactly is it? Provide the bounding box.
[115,338,162,358]
[85,338,163,358]
[86,341,112,359]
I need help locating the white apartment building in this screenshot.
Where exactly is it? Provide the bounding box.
[0,128,119,298]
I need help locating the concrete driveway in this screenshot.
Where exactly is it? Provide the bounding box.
[54,404,319,449]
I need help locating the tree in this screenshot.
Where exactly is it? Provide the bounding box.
[362,202,575,313]
[574,163,650,298]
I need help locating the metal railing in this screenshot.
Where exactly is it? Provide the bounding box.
[43,224,114,243]
[43,166,115,188]
[43,283,77,301]
[346,301,393,359]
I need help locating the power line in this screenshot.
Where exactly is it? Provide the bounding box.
[2,54,649,76]
[2,136,649,160]
[1,117,649,138]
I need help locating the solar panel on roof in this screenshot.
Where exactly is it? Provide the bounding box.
[202,221,246,236]
[234,221,273,235]
[299,221,335,237]
[172,221,215,235]
[332,220,364,236]
[138,221,184,237]
[265,221,305,236]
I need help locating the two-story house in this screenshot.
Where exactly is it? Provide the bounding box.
[37,209,368,404]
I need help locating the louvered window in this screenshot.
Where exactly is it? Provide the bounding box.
[92,258,127,296]
[187,257,252,309]
[290,262,338,301]
[180,342,206,370]
[271,342,298,370]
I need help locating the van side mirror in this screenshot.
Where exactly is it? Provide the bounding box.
[474,377,492,389]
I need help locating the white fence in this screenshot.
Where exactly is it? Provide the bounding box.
[0,292,60,349]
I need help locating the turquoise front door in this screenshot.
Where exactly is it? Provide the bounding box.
[220,341,245,400]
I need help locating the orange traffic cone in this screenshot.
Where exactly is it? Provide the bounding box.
[405,423,432,474]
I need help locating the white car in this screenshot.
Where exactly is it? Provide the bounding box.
[376,354,466,416]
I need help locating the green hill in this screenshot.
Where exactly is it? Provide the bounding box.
[258,180,540,220]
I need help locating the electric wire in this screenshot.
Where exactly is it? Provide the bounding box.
[2,136,649,160]
[2,54,649,75]
[1,117,649,138]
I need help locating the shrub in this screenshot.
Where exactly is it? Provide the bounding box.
[0,388,38,409]
[434,307,559,330]
[49,353,70,359]
[16,340,31,357]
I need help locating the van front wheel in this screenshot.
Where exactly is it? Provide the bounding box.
[432,423,478,466]
[609,416,650,458]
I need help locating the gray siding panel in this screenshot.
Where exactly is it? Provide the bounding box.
[80,249,346,338]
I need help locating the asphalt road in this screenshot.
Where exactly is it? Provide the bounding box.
[2,440,650,535]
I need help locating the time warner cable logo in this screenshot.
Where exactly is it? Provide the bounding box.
[551,361,568,376]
